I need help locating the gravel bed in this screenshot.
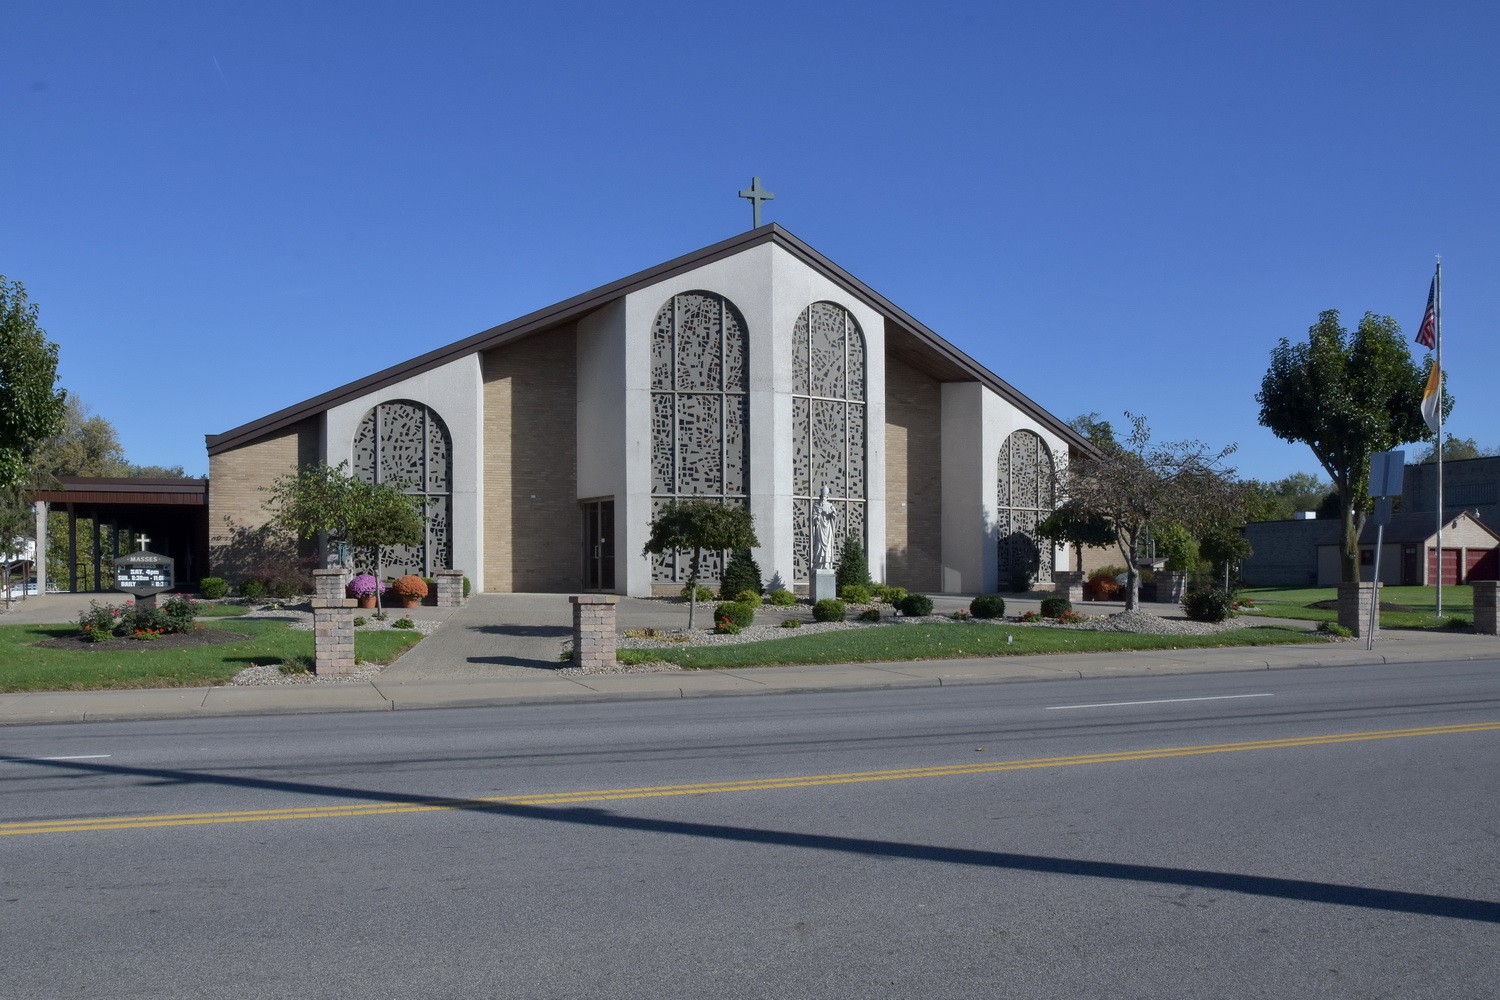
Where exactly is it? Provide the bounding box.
[224,601,440,686]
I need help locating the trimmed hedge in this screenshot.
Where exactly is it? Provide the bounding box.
[970,594,1006,619]
[897,593,934,617]
[1039,594,1073,618]
[198,577,229,600]
[812,599,846,622]
[714,601,756,628]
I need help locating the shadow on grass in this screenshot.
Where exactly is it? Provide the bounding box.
[13,756,1499,925]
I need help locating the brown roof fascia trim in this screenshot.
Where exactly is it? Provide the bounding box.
[206,224,1092,457]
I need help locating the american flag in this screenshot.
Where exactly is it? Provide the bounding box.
[1415,278,1436,349]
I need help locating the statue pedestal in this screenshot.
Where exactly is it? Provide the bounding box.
[811,569,837,604]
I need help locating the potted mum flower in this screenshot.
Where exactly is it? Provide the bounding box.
[390,575,428,609]
[347,574,386,609]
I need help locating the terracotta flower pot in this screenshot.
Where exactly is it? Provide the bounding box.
[357,595,377,609]
[400,597,420,609]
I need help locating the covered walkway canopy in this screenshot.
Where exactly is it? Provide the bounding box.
[30,477,209,593]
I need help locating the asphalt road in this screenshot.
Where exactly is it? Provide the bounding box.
[3,662,1498,999]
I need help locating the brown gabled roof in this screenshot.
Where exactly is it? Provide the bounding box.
[206,224,1093,456]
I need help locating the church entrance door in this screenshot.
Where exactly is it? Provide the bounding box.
[582,499,615,591]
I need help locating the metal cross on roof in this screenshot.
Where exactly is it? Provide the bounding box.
[738,176,774,229]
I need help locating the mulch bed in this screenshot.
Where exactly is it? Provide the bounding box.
[33,629,253,652]
[1305,599,1415,613]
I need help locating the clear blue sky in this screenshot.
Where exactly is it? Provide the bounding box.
[6,1,1496,483]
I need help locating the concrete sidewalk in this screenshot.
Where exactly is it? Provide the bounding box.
[3,592,1497,726]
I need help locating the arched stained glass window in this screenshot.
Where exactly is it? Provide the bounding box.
[996,429,1054,587]
[649,291,750,583]
[351,400,452,577]
[791,301,866,581]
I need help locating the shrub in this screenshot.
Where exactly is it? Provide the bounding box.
[1445,615,1472,630]
[812,599,846,622]
[1182,587,1235,623]
[422,577,437,601]
[77,601,120,642]
[1320,622,1353,638]
[719,549,764,600]
[839,584,872,605]
[462,576,471,598]
[353,616,367,627]
[713,618,741,635]
[347,574,385,599]
[872,584,907,605]
[391,575,429,600]
[769,588,796,606]
[240,578,267,600]
[780,618,802,628]
[834,535,872,591]
[1039,594,1073,619]
[857,608,881,622]
[733,589,763,605]
[714,601,756,628]
[951,609,971,621]
[897,593,934,617]
[392,615,416,630]
[1056,608,1086,623]
[680,583,714,603]
[1007,568,1033,594]
[1019,610,1043,622]
[279,656,313,675]
[970,594,1006,619]
[268,577,305,600]
[198,577,229,600]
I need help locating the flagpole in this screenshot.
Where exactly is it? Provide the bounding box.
[1435,258,1443,618]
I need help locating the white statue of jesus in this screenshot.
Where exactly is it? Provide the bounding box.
[813,486,838,571]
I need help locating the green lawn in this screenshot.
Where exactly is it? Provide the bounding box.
[1241,585,1472,628]
[0,620,421,692]
[615,622,1324,669]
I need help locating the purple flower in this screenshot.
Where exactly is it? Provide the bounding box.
[346,574,387,598]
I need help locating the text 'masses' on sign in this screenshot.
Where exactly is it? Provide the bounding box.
[115,550,175,597]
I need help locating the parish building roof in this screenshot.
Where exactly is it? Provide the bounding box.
[205,224,1092,457]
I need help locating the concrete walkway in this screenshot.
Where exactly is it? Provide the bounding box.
[3,591,1497,726]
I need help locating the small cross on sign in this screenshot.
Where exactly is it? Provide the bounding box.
[738,176,774,229]
[135,533,150,551]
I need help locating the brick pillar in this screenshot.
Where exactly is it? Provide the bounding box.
[314,568,349,602]
[1053,571,1085,603]
[435,569,465,607]
[312,598,357,676]
[570,595,617,670]
[1336,582,1379,639]
[1473,581,1500,634]
[1157,570,1188,604]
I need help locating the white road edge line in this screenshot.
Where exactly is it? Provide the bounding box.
[0,755,113,762]
[1044,694,1275,710]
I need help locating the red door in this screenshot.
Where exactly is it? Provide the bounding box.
[1427,548,1462,586]
[1465,548,1498,582]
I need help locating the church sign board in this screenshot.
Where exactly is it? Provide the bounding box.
[114,550,175,597]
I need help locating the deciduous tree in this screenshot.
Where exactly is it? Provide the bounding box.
[643,500,759,628]
[0,277,67,490]
[1257,310,1441,582]
[1055,413,1245,610]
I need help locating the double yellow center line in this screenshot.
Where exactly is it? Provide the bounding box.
[5,721,1497,837]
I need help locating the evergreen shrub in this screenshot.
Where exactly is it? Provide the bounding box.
[769,588,796,606]
[834,535,872,591]
[970,594,1006,619]
[198,577,229,600]
[812,599,846,622]
[857,608,881,622]
[1039,594,1073,618]
[239,578,267,600]
[719,550,764,599]
[897,593,934,617]
[714,601,756,628]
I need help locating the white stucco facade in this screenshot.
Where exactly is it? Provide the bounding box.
[322,354,486,592]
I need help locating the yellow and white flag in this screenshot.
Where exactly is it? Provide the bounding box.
[1421,361,1442,434]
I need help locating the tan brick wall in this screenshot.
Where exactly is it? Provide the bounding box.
[207,418,321,583]
[483,328,578,592]
[884,356,942,591]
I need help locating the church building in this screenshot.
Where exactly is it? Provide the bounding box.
[205,225,1090,596]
